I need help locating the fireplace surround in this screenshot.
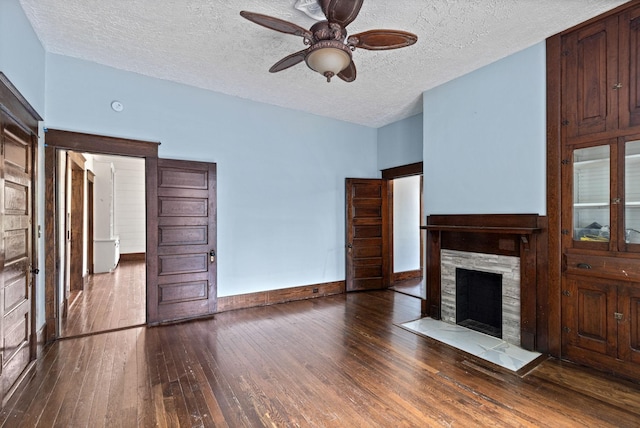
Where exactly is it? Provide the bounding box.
[423,214,547,351]
[442,250,519,345]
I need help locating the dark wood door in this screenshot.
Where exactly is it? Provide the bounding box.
[0,111,34,402]
[87,175,94,275]
[147,159,217,324]
[619,4,640,130]
[562,275,618,360]
[561,15,618,140]
[69,161,84,292]
[345,178,390,292]
[618,284,640,364]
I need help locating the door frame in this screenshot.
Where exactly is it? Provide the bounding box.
[43,130,159,343]
[66,152,86,303]
[87,170,95,275]
[381,162,424,283]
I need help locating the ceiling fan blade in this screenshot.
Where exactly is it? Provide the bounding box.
[338,60,356,82]
[324,0,363,27]
[318,0,330,18]
[348,30,418,50]
[269,49,309,73]
[240,11,312,39]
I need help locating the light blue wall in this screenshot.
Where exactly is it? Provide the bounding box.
[423,42,546,215]
[45,54,378,296]
[0,0,46,330]
[0,0,45,115]
[377,113,423,171]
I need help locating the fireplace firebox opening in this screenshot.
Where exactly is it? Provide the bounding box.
[455,268,503,339]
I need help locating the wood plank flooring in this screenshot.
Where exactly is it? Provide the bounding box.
[4,290,640,427]
[390,277,422,298]
[61,261,146,338]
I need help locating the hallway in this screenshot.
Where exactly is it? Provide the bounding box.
[61,261,146,337]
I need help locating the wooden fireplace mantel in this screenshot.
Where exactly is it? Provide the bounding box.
[423,225,541,234]
[423,214,548,352]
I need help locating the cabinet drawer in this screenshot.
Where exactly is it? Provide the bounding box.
[565,253,640,282]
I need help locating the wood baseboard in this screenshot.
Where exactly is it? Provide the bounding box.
[217,280,345,313]
[393,269,422,283]
[120,252,146,262]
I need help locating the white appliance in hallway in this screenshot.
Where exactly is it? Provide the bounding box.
[93,160,120,272]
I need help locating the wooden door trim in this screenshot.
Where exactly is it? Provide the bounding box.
[546,34,563,357]
[381,162,423,180]
[68,159,85,296]
[43,130,159,343]
[87,171,95,275]
[0,73,42,129]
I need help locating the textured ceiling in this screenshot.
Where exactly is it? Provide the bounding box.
[19,0,630,128]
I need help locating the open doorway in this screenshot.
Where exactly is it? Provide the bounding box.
[58,151,146,338]
[381,162,423,298]
[390,175,423,297]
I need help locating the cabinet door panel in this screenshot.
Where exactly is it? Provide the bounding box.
[619,5,640,129]
[562,16,618,139]
[618,285,640,364]
[563,276,617,358]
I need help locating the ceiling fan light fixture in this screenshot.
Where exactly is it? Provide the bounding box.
[305,40,352,82]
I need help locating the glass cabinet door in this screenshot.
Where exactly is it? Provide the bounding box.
[573,145,610,243]
[625,140,640,244]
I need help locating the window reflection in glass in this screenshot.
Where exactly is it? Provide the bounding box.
[573,145,610,242]
[625,140,640,244]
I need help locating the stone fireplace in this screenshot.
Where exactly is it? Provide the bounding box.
[441,249,520,346]
[423,214,546,351]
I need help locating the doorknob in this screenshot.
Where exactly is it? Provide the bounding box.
[209,250,216,263]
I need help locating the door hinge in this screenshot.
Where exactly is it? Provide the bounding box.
[561,120,570,126]
[561,229,570,235]
[561,159,570,165]
[562,290,571,297]
[563,326,571,333]
[614,312,624,321]
[561,50,571,57]
[612,83,623,90]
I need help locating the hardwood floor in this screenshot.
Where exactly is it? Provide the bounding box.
[390,277,422,298]
[3,290,640,427]
[61,261,146,338]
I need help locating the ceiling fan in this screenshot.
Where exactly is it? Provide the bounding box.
[240,0,418,83]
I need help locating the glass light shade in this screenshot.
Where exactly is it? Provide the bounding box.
[306,47,351,76]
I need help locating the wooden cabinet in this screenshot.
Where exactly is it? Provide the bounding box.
[562,4,640,141]
[562,275,617,360]
[563,274,640,375]
[552,1,640,380]
[619,284,640,365]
